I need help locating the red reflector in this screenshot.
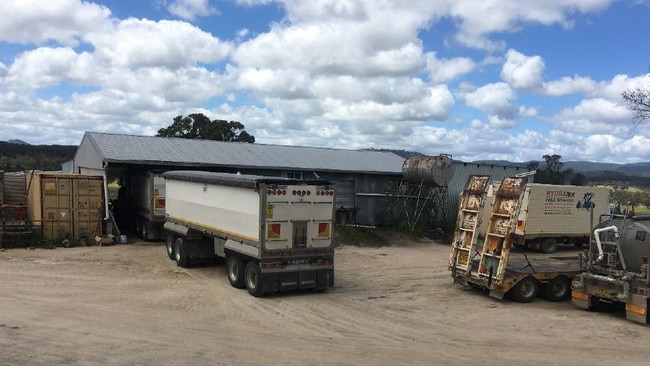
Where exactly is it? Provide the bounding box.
[267,189,272,194]
[282,190,286,195]
[292,190,296,195]
[262,262,282,269]
[318,222,330,237]
[155,198,165,209]
[307,191,311,195]
[267,223,281,239]
[302,190,306,195]
[316,259,333,266]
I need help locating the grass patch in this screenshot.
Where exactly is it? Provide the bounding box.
[334,226,391,247]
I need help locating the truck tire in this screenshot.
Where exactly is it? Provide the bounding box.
[141,222,149,241]
[174,237,190,268]
[544,276,570,302]
[245,261,264,297]
[511,276,538,303]
[226,255,245,289]
[166,234,176,260]
[136,220,143,239]
[540,238,558,254]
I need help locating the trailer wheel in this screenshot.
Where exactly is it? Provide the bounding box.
[226,255,246,289]
[174,237,190,268]
[544,276,571,302]
[245,261,264,297]
[141,222,149,241]
[540,238,557,254]
[136,220,143,239]
[166,234,176,260]
[511,276,539,303]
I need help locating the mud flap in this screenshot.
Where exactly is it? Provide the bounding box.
[315,269,334,289]
[625,294,649,324]
[262,269,334,293]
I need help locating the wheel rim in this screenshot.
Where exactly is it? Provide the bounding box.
[167,239,173,256]
[542,239,557,253]
[520,281,536,297]
[228,260,238,281]
[551,280,567,297]
[175,241,181,261]
[247,267,258,290]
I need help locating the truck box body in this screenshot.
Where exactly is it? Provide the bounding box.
[478,183,610,253]
[515,184,610,239]
[163,171,336,296]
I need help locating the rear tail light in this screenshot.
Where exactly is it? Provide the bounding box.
[261,262,282,269]
[316,259,333,266]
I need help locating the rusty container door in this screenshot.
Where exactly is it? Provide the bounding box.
[40,176,74,241]
[73,176,104,241]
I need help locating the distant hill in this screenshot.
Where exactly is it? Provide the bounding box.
[474,159,650,175]
[6,139,29,145]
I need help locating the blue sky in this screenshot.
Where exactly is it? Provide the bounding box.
[0,0,649,164]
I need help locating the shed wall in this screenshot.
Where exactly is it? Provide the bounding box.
[73,135,105,173]
[446,162,529,227]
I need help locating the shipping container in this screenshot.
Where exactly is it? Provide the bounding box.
[26,171,104,245]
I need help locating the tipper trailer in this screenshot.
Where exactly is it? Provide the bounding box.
[450,176,582,302]
[162,171,336,296]
[130,170,166,241]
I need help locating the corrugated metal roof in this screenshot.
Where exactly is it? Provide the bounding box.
[84,132,405,174]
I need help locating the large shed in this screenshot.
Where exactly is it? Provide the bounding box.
[72,132,532,234]
[72,132,405,226]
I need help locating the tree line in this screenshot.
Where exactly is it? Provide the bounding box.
[0,142,76,172]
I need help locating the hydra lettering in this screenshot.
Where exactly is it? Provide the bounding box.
[546,190,575,197]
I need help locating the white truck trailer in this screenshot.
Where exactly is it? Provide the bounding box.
[162,171,336,297]
[131,170,166,241]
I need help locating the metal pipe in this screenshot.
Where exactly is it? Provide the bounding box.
[593,225,619,264]
[582,272,632,301]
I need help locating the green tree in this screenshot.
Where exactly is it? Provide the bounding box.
[157,113,255,143]
[535,154,565,184]
[532,154,588,186]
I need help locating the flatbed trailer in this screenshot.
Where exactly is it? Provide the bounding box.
[450,176,581,302]
[458,252,581,301]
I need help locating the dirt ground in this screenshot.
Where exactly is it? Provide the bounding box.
[1,235,650,366]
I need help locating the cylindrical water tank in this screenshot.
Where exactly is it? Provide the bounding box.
[3,171,26,205]
[617,217,650,271]
[402,155,454,186]
[594,216,650,272]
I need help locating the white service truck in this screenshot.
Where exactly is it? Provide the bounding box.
[512,184,610,253]
[479,183,610,253]
[162,171,336,296]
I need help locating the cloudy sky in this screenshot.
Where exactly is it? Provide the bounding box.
[1,0,649,163]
